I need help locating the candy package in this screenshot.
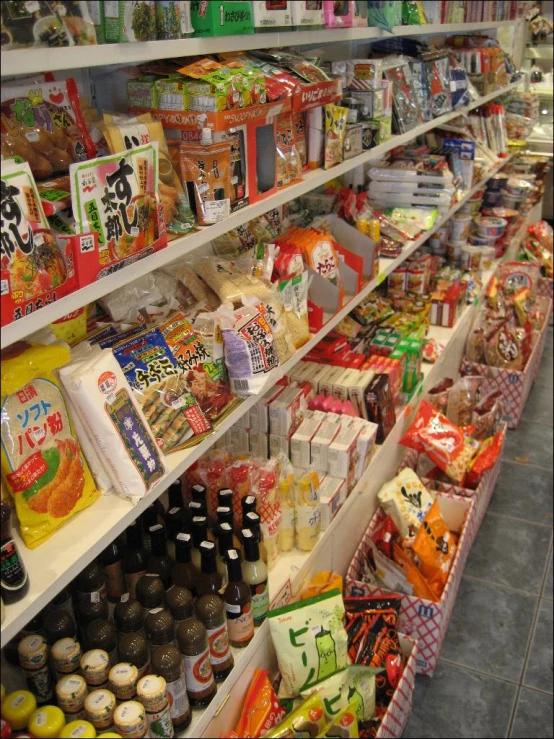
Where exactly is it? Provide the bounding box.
[233,669,287,738]
[276,112,303,188]
[377,468,435,537]
[267,694,327,738]
[412,500,458,600]
[268,589,350,698]
[473,391,503,440]
[496,262,541,300]
[446,376,483,427]
[391,541,437,600]
[1,341,99,547]
[465,428,504,489]
[324,104,349,170]
[301,666,376,723]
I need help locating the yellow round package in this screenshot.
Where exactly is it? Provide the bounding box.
[1,341,99,548]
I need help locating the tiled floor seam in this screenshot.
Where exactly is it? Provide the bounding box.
[538,540,553,601]
[437,657,522,688]
[507,685,523,738]
[497,458,553,474]
[462,573,544,598]
[517,417,554,428]
[484,510,554,529]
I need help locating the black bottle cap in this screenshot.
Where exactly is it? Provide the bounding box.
[241,496,257,517]
[199,541,217,574]
[217,489,233,507]
[168,480,183,508]
[217,524,234,558]
[191,517,208,549]
[225,549,243,583]
[175,532,192,563]
[244,512,261,540]
[241,529,260,563]
[216,506,233,526]
[149,523,167,556]
[189,499,207,518]
[191,484,207,502]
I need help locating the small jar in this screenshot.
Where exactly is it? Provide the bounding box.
[118,633,150,680]
[80,649,110,690]
[1,690,37,731]
[136,675,174,739]
[28,706,66,738]
[84,689,116,733]
[59,720,97,738]
[18,635,54,704]
[109,662,139,703]
[56,674,88,722]
[113,700,148,738]
[51,638,81,679]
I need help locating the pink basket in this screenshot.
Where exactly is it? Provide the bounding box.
[377,634,418,738]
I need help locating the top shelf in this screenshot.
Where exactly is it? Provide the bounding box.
[0,20,519,78]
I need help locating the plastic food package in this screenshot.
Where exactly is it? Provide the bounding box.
[382,57,423,134]
[465,428,504,489]
[269,589,350,698]
[1,341,99,547]
[301,665,376,723]
[278,272,311,348]
[412,500,458,600]
[233,670,287,738]
[318,703,359,738]
[1,78,96,180]
[1,1,97,49]
[60,347,166,504]
[484,319,528,371]
[426,378,454,415]
[497,262,541,300]
[267,694,327,738]
[473,391,503,441]
[295,470,321,552]
[180,140,232,226]
[102,1,157,42]
[391,541,437,601]
[324,104,348,170]
[276,112,303,188]
[446,376,483,427]
[377,468,435,537]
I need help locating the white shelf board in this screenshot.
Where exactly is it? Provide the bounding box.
[0,82,519,350]
[0,154,513,644]
[0,21,519,78]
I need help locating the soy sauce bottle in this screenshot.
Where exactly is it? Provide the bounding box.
[124,521,148,600]
[171,533,199,596]
[1,502,29,604]
[147,524,174,589]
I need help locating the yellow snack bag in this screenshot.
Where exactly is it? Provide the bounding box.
[317,702,359,738]
[267,694,327,738]
[1,342,99,548]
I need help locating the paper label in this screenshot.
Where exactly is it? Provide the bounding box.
[183,648,214,693]
[206,623,231,665]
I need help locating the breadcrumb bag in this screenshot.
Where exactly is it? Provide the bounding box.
[1,341,99,548]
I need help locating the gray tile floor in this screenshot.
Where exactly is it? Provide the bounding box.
[403,327,553,739]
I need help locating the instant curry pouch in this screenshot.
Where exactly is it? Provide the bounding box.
[412,500,458,600]
[1,341,99,548]
[268,588,350,699]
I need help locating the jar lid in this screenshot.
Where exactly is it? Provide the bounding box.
[56,674,87,700]
[109,662,138,688]
[18,634,47,661]
[113,700,147,731]
[84,688,116,717]
[28,706,65,737]
[136,674,167,711]
[52,638,81,661]
[59,720,97,738]
[80,649,110,673]
[1,690,37,730]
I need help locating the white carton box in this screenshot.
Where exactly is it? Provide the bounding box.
[249,385,285,433]
[309,365,331,394]
[269,385,307,437]
[231,427,250,455]
[332,368,360,401]
[291,0,325,28]
[354,420,378,482]
[319,476,347,529]
[349,369,375,419]
[249,429,269,459]
[311,416,342,474]
[328,423,361,489]
[252,0,292,30]
[320,366,346,397]
[291,417,323,468]
[270,433,290,459]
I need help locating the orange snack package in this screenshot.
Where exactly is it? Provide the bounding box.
[392,543,437,602]
[301,571,343,601]
[233,670,286,738]
[180,140,232,226]
[412,501,458,600]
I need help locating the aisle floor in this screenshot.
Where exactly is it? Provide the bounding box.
[403,327,554,739]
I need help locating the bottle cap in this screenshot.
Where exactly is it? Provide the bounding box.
[217,488,233,506]
[60,721,97,738]
[1,690,37,731]
[201,127,213,145]
[28,706,65,738]
[241,529,260,562]
[225,549,243,583]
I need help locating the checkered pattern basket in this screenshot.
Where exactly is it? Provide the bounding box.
[377,634,418,738]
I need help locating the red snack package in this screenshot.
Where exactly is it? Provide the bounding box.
[233,670,286,738]
[392,543,437,601]
[465,429,504,490]
[371,515,400,559]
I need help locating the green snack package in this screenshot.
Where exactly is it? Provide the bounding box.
[301,666,377,723]
[190,0,254,36]
[267,694,327,738]
[268,589,350,699]
[317,701,360,738]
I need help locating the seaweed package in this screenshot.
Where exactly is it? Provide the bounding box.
[1,341,99,548]
[112,326,212,453]
[324,104,349,170]
[1,77,96,180]
[103,1,157,42]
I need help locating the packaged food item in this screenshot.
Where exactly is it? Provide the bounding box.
[426,378,454,415]
[70,142,165,274]
[1,341,99,548]
[180,135,232,226]
[103,1,157,42]
[155,0,193,39]
[446,376,483,427]
[377,468,434,538]
[1,1,97,49]
[391,542,437,600]
[1,78,96,179]
[233,670,287,738]
[295,470,321,552]
[300,665,376,723]
[268,589,350,698]
[465,428,504,489]
[276,112,303,189]
[412,500,458,600]
[267,694,327,738]
[473,391,503,441]
[324,105,349,170]
[278,272,311,349]
[318,702,359,738]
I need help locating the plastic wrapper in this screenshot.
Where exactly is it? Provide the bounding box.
[1,1,97,49]
[278,271,311,349]
[301,572,343,601]
[102,0,157,42]
[1,78,96,180]
[446,376,483,427]
[382,57,423,134]
[473,390,503,441]
[465,428,504,489]
[377,468,434,538]
[422,338,443,364]
[301,666,376,724]
[268,589,350,698]
[318,703,359,738]
[1,341,99,548]
[391,541,436,600]
[233,670,286,738]
[324,104,348,170]
[484,319,529,371]
[180,140,231,226]
[497,262,541,301]
[426,378,454,415]
[412,500,458,600]
[276,112,303,189]
[267,694,327,738]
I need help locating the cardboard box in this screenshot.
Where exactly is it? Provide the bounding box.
[311,417,342,474]
[376,634,418,738]
[349,369,375,419]
[319,476,347,529]
[190,0,254,36]
[249,385,285,433]
[291,0,325,28]
[269,433,290,458]
[332,368,358,402]
[291,417,323,468]
[324,0,354,27]
[269,385,308,437]
[252,0,292,30]
[249,429,269,458]
[328,423,361,490]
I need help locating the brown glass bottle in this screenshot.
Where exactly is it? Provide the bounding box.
[191,517,209,571]
[144,608,175,658]
[114,597,145,638]
[171,533,199,596]
[195,594,233,681]
[135,574,165,612]
[118,632,150,680]
[1,502,29,604]
[77,561,107,611]
[217,488,234,512]
[151,644,192,731]
[87,619,118,666]
[141,502,165,552]
[165,481,190,560]
[176,616,216,707]
[43,608,77,645]
[101,540,125,604]
[196,541,223,597]
[124,521,148,600]
[78,597,109,634]
[224,549,255,648]
[165,585,194,629]
[147,524,174,589]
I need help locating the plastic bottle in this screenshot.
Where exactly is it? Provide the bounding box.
[195,594,233,681]
[240,529,269,627]
[196,541,223,597]
[171,533,199,596]
[146,524,174,589]
[123,522,148,600]
[151,644,192,731]
[223,549,255,648]
[136,675,174,739]
[1,502,29,604]
[176,612,216,707]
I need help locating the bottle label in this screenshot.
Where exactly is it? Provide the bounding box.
[24,665,54,702]
[146,704,174,738]
[226,601,255,644]
[206,623,231,666]
[77,584,106,610]
[124,570,146,600]
[250,581,269,621]
[104,561,125,600]
[183,648,215,693]
[1,537,28,590]
[166,672,190,721]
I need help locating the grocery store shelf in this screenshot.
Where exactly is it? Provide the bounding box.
[0,155,513,644]
[0,82,519,350]
[0,21,519,78]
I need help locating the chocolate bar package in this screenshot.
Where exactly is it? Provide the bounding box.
[364,373,396,444]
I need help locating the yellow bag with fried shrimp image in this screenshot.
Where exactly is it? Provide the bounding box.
[1,342,99,548]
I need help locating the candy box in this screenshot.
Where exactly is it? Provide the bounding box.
[268,384,309,437]
[319,475,347,529]
[190,0,254,36]
[346,493,475,675]
[323,0,354,27]
[127,76,159,109]
[364,373,396,443]
[252,0,292,31]
[311,416,343,474]
[290,0,325,28]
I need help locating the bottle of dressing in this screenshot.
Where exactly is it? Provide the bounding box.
[240,529,269,627]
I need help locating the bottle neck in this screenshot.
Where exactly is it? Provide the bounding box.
[200,543,217,575]
[150,526,168,557]
[191,520,208,549]
[175,540,192,565]
[168,484,183,509]
[127,522,143,550]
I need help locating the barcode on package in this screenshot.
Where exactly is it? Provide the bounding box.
[233,379,250,392]
[80,235,95,253]
[1,279,8,296]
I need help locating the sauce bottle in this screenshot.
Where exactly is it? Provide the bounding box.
[51,637,81,679]
[243,512,268,564]
[164,481,189,560]
[215,507,241,550]
[77,561,107,612]
[196,541,223,597]
[135,574,165,613]
[171,533,198,595]
[18,635,54,704]
[118,633,150,681]
[1,502,29,604]
[141,503,164,554]
[216,523,234,585]
[80,649,111,690]
[151,645,191,732]
[188,500,208,523]
[136,675,174,739]
[147,524,174,589]
[56,674,87,722]
[191,517,209,571]
[109,663,139,703]
[86,619,118,666]
[84,689,116,734]
[144,608,175,658]
[176,613,216,707]
[123,522,148,600]
[1,690,37,732]
[113,700,148,738]
[190,483,207,509]
[43,608,77,645]
[43,587,76,624]
[195,594,233,681]
[165,585,194,630]
[241,495,257,527]
[224,549,255,648]
[101,541,125,604]
[241,529,269,627]
[114,597,145,639]
[28,705,66,738]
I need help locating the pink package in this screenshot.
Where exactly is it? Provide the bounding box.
[324,0,354,27]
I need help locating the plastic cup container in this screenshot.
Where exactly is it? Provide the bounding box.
[487,174,508,191]
[460,244,482,271]
[474,215,507,238]
[447,241,465,264]
[501,194,522,210]
[480,246,496,270]
[448,214,473,243]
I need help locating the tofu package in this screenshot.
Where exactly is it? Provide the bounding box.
[59,347,166,504]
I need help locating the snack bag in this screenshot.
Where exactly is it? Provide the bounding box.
[318,703,359,738]
[484,320,527,371]
[446,376,483,427]
[412,500,458,600]
[1,78,96,180]
[301,666,376,723]
[497,262,541,300]
[278,271,311,349]
[465,428,504,489]
[267,694,327,738]
[377,468,435,537]
[392,542,437,601]
[233,670,287,738]
[268,589,350,698]
[324,104,349,170]
[70,142,165,275]
[276,112,303,188]
[301,571,343,601]
[1,341,99,548]
[180,140,232,226]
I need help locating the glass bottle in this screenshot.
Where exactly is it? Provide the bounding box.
[147,524,174,589]
[114,597,145,639]
[215,523,234,585]
[240,495,257,528]
[124,521,148,600]
[141,503,164,553]
[101,541,125,604]
[136,674,174,739]
[145,607,176,659]
[171,533,198,596]
[195,594,233,681]
[217,488,234,513]
[191,517,209,571]
[151,644,192,731]
[18,635,54,704]
[196,541,223,597]
[86,619,118,666]
[243,511,267,564]
[118,633,150,681]
[77,562,107,627]
[135,575,165,613]
[176,615,216,707]
[165,585,194,630]
[224,548,255,648]
[1,502,29,604]
[215,507,241,550]
[241,529,269,627]
[43,608,77,645]
[164,481,189,560]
